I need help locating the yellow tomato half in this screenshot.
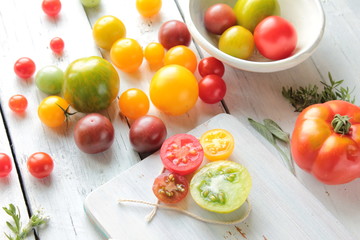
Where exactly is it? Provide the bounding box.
[200,129,235,161]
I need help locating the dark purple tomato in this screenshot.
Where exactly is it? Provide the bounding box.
[198,74,227,104]
[204,3,237,35]
[129,115,167,153]
[158,20,191,50]
[198,57,225,77]
[74,113,115,154]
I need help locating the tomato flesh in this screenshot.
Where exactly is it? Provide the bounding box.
[152,172,189,204]
[200,129,234,161]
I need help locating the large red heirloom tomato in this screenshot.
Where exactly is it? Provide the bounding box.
[63,56,120,113]
[291,100,360,185]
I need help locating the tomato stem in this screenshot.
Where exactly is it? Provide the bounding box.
[331,114,351,134]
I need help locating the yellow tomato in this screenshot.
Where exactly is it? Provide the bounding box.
[118,88,150,120]
[92,15,126,50]
[136,0,162,18]
[164,45,197,73]
[200,129,235,161]
[150,65,198,116]
[110,38,143,73]
[38,96,70,128]
[144,42,165,66]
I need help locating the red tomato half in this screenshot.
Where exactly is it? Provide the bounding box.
[152,172,189,204]
[254,16,297,60]
[160,134,204,175]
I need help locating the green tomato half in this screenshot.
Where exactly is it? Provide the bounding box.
[35,65,64,94]
[62,56,120,113]
[190,160,252,213]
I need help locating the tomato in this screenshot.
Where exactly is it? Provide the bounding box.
[50,37,64,54]
[291,100,360,185]
[190,160,252,213]
[204,3,237,35]
[81,0,101,8]
[160,133,204,175]
[14,57,36,79]
[233,0,280,32]
[149,65,198,116]
[63,56,120,113]
[144,42,165,66]
[35,65,64,94]
[153,172,189,204]
[198,75,227,104]
[38,96,70,128]
[129,115,167,154]
[118,88,149,120]
[93,15,126,50]
[136,0,162,18]
[0,153,12,178]
[110,38,143,73]
[200,129,234,161]
[164,46,197,73]
[42,0,61,17]
[219,25,254,60]
[74,113,114,154]
[254,16,297,60]
[27,152,54,178]
[8,95,28,113]
[198,57,225,78]
[158,20,191,50]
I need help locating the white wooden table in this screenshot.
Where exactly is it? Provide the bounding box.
[0,0,359,239]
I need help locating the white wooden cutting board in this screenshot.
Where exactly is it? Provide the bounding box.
[84,113,355,240]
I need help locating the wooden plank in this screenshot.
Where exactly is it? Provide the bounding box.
[85,113,355,240]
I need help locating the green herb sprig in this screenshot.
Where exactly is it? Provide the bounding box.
[282,72,355,112]
[3,204,49,240]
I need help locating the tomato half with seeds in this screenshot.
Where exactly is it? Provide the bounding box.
[152,172,189,204]
[200,129,234,161]
[160,134,204,175]
[190,160,252,213]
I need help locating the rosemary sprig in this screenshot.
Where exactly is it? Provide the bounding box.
[3,204,49,240]
[282,72,355,112]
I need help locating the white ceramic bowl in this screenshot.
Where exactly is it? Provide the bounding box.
[184,0,325,72]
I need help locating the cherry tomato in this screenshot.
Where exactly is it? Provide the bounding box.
[81,0,101,8]
[152,172,189,204]
[158,20,191,50]
[129,115,167,154]
[93,15,126,50]
[27,152,54,178]
[8,95,28,113]
[35,65,64,94]
[74,113,115,154]
[38,96,70,128]
[164,46,197,73]
[110,38,143,73]
[118,88,150,120]
[136,0,162,18]
[14,57,36,79]
[200,129,234,161]
[198,57,225,78]
[50,37,64,54]
[0,153,12,178]
[204,3,237,35]
[150,65,198,116]
[219,25,254,60]
[160,133,204,175]
[42,0,61,17]
[144,42,165,66]
[254,16,297,60]
[198,75,227,104]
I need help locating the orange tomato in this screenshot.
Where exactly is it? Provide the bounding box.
[164,46,197,73]
[110,38,143,72]
[118,88,150,119]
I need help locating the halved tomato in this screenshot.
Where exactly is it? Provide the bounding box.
[200,129,234,161]
[160,134,204,175]
[152,172,189,204]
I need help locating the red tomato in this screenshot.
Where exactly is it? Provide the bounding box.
[160,134,204,175]
[50,37,64,54]
[8,94,28,113]
[158,20,191,50]
[204,3,237,35]
[14,57,36,79]
[27,152,54,178]
[254,16,297,60]
[198,75,227,104]
[0,153,12,178]
[42,0,61,17]
[152,172,189,204]
[198,57,225,78]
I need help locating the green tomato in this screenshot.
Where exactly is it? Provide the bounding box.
[190,160,252,213]
[62,56,120,113]
[81,0,101,8]
[218,25,254,60]
[35,65,64,94]
[234,0,280,32]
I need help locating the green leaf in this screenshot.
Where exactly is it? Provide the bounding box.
[263,119,290,143]
[248,118,276,145]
